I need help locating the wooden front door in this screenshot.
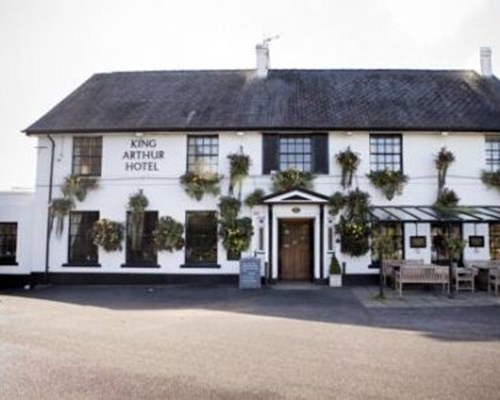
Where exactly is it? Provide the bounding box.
[279,220,313,281]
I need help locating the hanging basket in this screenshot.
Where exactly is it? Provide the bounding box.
[367,170,408,200]
[49,198,74,236]
[180,171,221,201]
[92,219,124,252]
[127,190,149,252]
[272,168,314,192]
[61,175,99,202]
[335,148,360,189]
[153,216,185,252]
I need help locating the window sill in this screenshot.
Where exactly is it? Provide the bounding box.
[0,262,18,266]
[62,263,101,268]
[181,263,221,269]
[120,263,160,269]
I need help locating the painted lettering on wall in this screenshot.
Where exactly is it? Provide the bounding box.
[122,139,165,171]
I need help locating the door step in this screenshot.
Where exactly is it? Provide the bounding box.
[272,282,320,290]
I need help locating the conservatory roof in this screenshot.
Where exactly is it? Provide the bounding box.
[369,206,500,223]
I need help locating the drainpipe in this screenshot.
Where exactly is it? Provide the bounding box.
[44,134,55,285]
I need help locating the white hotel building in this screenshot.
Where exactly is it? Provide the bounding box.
[1,47,500,287]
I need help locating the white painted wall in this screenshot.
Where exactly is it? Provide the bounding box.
[2,130,500,278]
[0,191,34,274]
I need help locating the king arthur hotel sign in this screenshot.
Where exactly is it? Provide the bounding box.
[122,139,165,171]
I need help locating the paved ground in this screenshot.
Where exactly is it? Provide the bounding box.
[353,286,500,308]
[1,285,499,400]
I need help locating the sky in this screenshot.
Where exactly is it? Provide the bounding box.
[1,0,499,190]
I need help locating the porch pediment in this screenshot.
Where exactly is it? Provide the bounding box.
[263,188,329,204]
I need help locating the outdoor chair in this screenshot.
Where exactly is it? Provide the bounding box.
[453,265,477,292]
[488,267,500,296]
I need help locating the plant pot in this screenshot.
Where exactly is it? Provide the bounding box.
[329,274,342,287]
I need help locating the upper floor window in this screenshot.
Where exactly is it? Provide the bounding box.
[370,134,402,172]
[68,212,99,265]
[126,211,158,266]
[187,135,218,174]
[279,136,312,172]
[485,137,500,172]
[185,211,218,265]
[263,133,328,174]
[0,223,17,265]
[73,137,102,176]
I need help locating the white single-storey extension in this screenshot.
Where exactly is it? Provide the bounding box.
[1,45,500,287]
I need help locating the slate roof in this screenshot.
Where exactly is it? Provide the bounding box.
[25,69,500,134]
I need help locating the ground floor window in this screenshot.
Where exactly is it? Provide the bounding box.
[489,223,500,260]
[126,211,158,265]
[185,211,217,265]
[431,223,462,265]
[0,222,17,265]
[69,212,99,264]
[371,222,403,266]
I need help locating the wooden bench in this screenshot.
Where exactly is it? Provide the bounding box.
[394,265,449,297]
[488,267,500,296]
[382,259,424,288]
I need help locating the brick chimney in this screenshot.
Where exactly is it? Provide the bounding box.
[480,47,493,77]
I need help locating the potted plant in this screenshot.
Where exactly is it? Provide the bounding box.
[329,253,342,287]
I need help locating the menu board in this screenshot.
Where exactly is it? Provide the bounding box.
[239,257,262,289]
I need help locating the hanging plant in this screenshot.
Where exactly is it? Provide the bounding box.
[272,168,314,192]
[367,170,408,200]
[127,190,149,252]
[335,147,360,189]
[328,192,346,216]
[228,152,250,198]
[61,175,99,202]
[218,195,253,258]
[337,217,370,257]
[335,188,371,257]
[434,187,460,209]
[435,147,455,194]
[218,196,241,221]
[49,198,74,236]
[219,217,254,257]
[481,170,500,190]
[244,189,265,208]
[344,189,371,220]
[92,219,124,252]
[153,216,185,252]
[180,171,221,201]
